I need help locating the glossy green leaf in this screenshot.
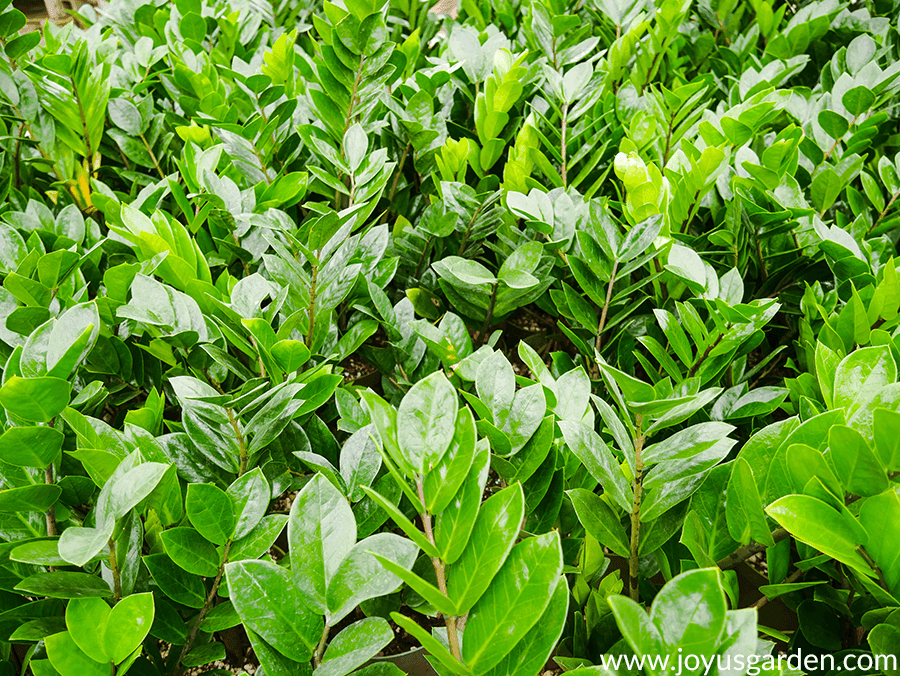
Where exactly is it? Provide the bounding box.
[373,552,458,616]
[0,376,71,422]
[186,483,235,546]
[568,488,629,558]
[435,442,489,564]
[66,597,111,661]
[649,568,726,652]
[483,574,568,676]
[608,597,665,676]
[397,371,458,472]
[424,406,477,514]
[726,457,775,547]
[325,532,418,624]
[859,490,900,598]
[874,408,900,472]
[143,553,206,608]
[833,346,896,418]
[317,617,394,676]
[0,425,63,468]
[103,593,154,664]
[227,468,270,540]
[828,424,888,497]
[15,572,111,598]
[289,473,356,614]
[46,631,107,676]
[462,531,563,672]
[360,486,438,558]
[160,527,221,577]
[226,559,321,662]
[447,482,524,615]
[766,495,874,577]
[0,484,60,512]
[559,420,632,512]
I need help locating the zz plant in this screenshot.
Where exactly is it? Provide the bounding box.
[359,372,568,676]
[0,0,900,672]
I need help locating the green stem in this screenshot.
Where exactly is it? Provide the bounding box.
[108,538,121,602]
[628,416,645,602]
[226,408,248,476]
[174,541,232,676]
[687,332,725,379]
[476,283,499,345]
[561,102,568,188]
[716,528,789,569]
[416,479,462,661]
[139,132,165,179]
[44,465,57,538]
[314,624,330,668]
[307,259,320,348]
[871,190,900,233]
[859,546,890,591]
[595,259,619,354]
[69,75,94,171]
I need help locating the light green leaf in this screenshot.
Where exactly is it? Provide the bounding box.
[559,420,632,512]
[66,597,111,662]
[447,482,524,615]
[462,531,563,673]
[46,631,108,676]
[0,375,71,422]
[726,458,775,547]
[766,495,874,577]
[649,568,726,652]
[317,617,393,676]
[424,407,477,514]
[568,488,629,558]
[325,533,418,624]
[186,483,235,545]
[160,527,221,577]
[829,425,888,497]
[289,473,356,614]
[833,346,896,418]
[397,371,458,473]
[226,559,322,662]
[482,575,569,676]
[103,593,154,664]
[0,425,63,468]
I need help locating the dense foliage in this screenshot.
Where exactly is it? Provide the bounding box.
[0,0,898,673]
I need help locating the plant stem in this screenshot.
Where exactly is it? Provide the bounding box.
[248,335,268,379]
[416,479,462,661]
[687,332,725,378]
[139,132,165,179]
[313,624,330,668]
[858,546,890,591]
[174,541,232,676]
[561,102,568,187]
[716,528,789,569]
[476,283,499,345]
[108,537,122,602]
[69,75,94,175]
[413,235,434,280]
[595,259,619,354]
[226,408,248,476]
[44,465,57,538]
[456,200,487,256]
[307,259,320,348]
[628,415,645,602]
[384,143,411,213]
[871,190,900,233]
